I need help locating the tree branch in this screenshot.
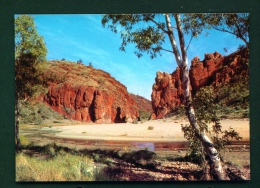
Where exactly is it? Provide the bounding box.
[211,25,237,36]
[144,15,169,34]
[186,35,193,52]
[165,14,182,67]
[212,25,248,46]
[235,22,249,46]
[161,48,174,53]
[174,14,188,67]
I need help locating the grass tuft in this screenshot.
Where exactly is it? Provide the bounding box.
[19,135,30,147]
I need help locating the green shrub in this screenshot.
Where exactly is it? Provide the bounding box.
[44,143,57,157]
[139,110,151,121]
[168,105,186,118]
[121,149,157,167]
[94,164,113,181]
[19,135,30,147]
[132,119,138,124]
[182,87,242,165]
[20,102,64,124]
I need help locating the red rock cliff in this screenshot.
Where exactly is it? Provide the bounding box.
[43,61,150,123]
[151,48,249,119]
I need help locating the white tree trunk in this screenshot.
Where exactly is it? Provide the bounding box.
[15,95,21,151]
[182,65,228,180]
[165,13,228,180]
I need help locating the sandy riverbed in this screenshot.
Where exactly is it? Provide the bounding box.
[40,119,250,142]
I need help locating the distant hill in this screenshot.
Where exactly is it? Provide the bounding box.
[42,60,152,123]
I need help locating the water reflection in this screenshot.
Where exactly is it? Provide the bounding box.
[133,142,155,151]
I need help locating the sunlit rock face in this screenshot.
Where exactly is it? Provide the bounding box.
[151,48,248,119]
[151,68,184,119]
[43,61,152,123]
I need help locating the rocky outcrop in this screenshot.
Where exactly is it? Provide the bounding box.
[151,48,249,119]
[189,52,223,91]
[151,68,184,119]
[43,61,150,123]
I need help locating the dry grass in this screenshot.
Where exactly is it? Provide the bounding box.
[19,135,30,146]
[16,152,95,181]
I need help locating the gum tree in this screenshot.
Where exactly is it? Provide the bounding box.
[15,15,47,150]
[101,13,246,180]
[182,13,249,47]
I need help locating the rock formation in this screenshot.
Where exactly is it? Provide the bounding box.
[151,47,249,119]
[44,61,151,123]
[150,68,184,119]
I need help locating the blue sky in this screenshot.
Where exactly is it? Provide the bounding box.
[29,14,244,100]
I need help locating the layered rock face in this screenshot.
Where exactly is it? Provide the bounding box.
[151,48,248,119]
[44,61,147,123]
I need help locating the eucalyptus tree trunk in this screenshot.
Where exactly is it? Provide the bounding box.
[165,14,228,180]
[15,94,21,151]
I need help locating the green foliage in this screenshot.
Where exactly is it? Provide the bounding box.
[15,15,47,62]
[102,14,166,59]
[215,53,249,118]
[139,110,151,121]
[132,119,138,124]
[44,71,67,84]
[121,149,157,167]
[16,152,94,181]
[45,143,57,157]
[94,165,116,181]
[15,15,48,99]
[19,135,30,147]
[181,87,242,164]
[168,105,186,118]
[15,15,48,148]
[102,13,248,60]
[182,13,249,46]
[98,77,105,85]
[218,83,249,107]
[77,59,83,64]
[20,102,64,124]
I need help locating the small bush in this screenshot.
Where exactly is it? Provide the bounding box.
[148,126,154,130]
[44,143,57,157]
[94,164,113,181]
[19,135,30,147]
[139,110,151,122]
[132,119,138,124]
[77,59,83,64]
[168,105,186,118]
[121,149,157,167]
